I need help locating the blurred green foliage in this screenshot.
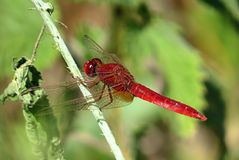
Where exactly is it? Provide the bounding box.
[0,0,239,160]
[0,0,58,79]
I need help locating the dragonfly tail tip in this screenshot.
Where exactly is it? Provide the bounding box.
[198,114,207,121]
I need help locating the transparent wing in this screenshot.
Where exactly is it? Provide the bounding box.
[91,83,134,110]
[84,35,122,64]
[84,35,105,55]
[23,72,99,96]
[30,79,134,117]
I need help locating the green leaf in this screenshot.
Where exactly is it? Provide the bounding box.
[122,19,206,137]
[0,0,58,79]
[23,107,48,159]
[221,0,239,21]
[0,57,64,159]
[153,21,206,136]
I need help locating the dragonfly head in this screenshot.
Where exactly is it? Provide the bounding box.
[84,58,103,77]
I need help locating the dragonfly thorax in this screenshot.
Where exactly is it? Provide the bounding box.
[84,58,103,77]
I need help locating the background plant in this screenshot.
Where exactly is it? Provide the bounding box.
[0,0,239,160]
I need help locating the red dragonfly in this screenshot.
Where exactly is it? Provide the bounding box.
[36,35,207,121]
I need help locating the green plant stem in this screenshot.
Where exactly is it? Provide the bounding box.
[31,25,46,63]
[30,0,125,160]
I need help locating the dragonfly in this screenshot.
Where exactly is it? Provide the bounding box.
[33,35,207,121]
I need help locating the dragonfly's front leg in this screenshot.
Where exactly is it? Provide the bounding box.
[99,85,113,109]
[94,84,106,102]
[76,76,100,89]
[82,83,106,110]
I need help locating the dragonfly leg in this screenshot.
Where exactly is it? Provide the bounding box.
[76,76,101,89]
[99,85,113,109]
[87,80,100,89]
[78,84,106,111]
[94,84,106,101]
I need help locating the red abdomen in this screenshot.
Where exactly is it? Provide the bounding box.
[129,83,207,121]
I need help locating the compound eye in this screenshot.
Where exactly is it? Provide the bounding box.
[84,60,97,77]
[83,58,102,77]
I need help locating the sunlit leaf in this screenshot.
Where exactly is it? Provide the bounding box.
[121,19,206,137]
